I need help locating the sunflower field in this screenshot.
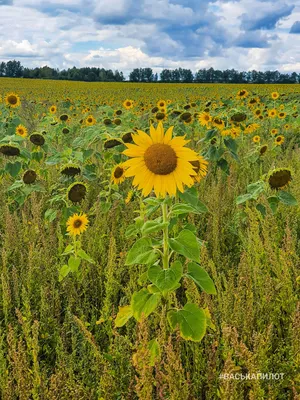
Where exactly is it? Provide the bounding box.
[0,78,299,400]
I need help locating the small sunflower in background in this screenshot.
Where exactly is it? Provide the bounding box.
[122,122,199,198]
[123,99,134,110]
[271,92,279,100]
[268,109,277,118]
[157,100,166,108]
[66,213,89,236]
[253,135,260,143]
[236,89,248,99]
[86,115,96,126]
[278,111,286,119]
[16,124,28,138]
[275,135,284,146]
[270,128,278,135]
[198,112,212,127]
[49,105,57,114]
[111,164,126,184]
[5,93,21,108]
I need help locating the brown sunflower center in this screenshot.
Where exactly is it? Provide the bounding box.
[73,219,83,228]
[8,95,18,105]
[114,167,124,179]
[144,143,177,175]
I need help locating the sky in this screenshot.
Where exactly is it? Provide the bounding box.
[0,0,300,75]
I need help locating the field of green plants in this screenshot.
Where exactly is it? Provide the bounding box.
[0,79,299,399]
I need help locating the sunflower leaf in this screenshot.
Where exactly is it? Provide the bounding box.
[186,262,216,294]
[115,305,133,328]
[125,238,159,266]
[131,288,161,321]
[169,230,201,263]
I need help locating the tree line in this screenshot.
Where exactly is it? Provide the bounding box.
[0,60,299,84]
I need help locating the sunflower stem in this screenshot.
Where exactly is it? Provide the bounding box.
[162,201,169,270]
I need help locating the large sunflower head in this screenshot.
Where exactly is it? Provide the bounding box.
[5,93,21,108]
[268,168,292,190]
[61,164,81,177]
[122,122,199,198]
[16,124,28,138]
[198,112,212,126]
[111,164,126,184]
[30,133,45,146]
[66,213,89,236]
[0,144,20,157]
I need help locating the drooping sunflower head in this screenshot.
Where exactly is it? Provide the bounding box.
[23,169,37,184]
[122,122,199,198]
[122,132,133,143]
[104,138,122,149]
[230,112,247,123]
[67,182,87,203]
[0,144,20,157]
[66,213,89,236]
[259,144,268,156]
[62,127,70,134]
[16,124,28,138]
[268,168,292,190]
[114,118,122,125]
[5,93,21,108]
[61,164,81,177]
[30,133,45,146]
[111,164,126,185]
[60,114,69,122]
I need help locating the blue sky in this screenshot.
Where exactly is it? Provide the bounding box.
[0,0,299,75]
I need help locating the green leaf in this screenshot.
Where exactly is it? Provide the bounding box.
[59,264,70,282]
[224,137,238,153]
[148,261,182,295]
[61,244,74,256]
[141,220,169,235]
[186,262,216,294]
[125,238,159,266]
[44,208,57,222]
[171,203,201,216]
[68,256,81,272]
[178,187,208,213]
[247,181,265,198]
[256,203,266,217]
[278,191,298,206]
[77,249,95,264]
[115,305,133,327]
[236,193,253,205]
[5,162,21,178]
[267,196,279,214]
[125,224,139,238]
[167,303,207,342]
[169,230,201,263]
[217,158,230,175]
[148,339,161,366]
[131,289,161,321]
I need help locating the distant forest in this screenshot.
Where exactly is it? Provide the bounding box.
[0,60,299,84]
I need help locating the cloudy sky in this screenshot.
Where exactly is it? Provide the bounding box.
[0,0,299,75]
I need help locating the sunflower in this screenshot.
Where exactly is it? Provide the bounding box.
[123,99,134,110]
[23,170,37,184]
[268,109,277,118]
[86,115,96,126]
[268,168,291,190]
[66,213,89,236]
[230,127,241,139]
[122,122,198,198]
[61,164,81,177]
[30,133,45,146]
[253,135,260,143]
[259,144,268,156]
[284,124,290,130]
[155,112,167,122]
[62,127,70,134]
[270,128,278,135]
[0,144,20,157]
[157,100,166,108]
[60,114,69,122]
[245,123,260,134]
[67,182,87,203]
[271,92,279,100]
[212,117,225,130]
[16,124,28,138]
[104,139,122,149]
[198,112,212,127]
[254,108,262,117]
[49,105,57,114]
[189,155,208,183]
[5,93,21,108]
[122,132,133,143]
[125,190,135,204]
[278,112,286,119]
[111,164,126,184]
[236,89,248,99]
[275,135,284,145]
